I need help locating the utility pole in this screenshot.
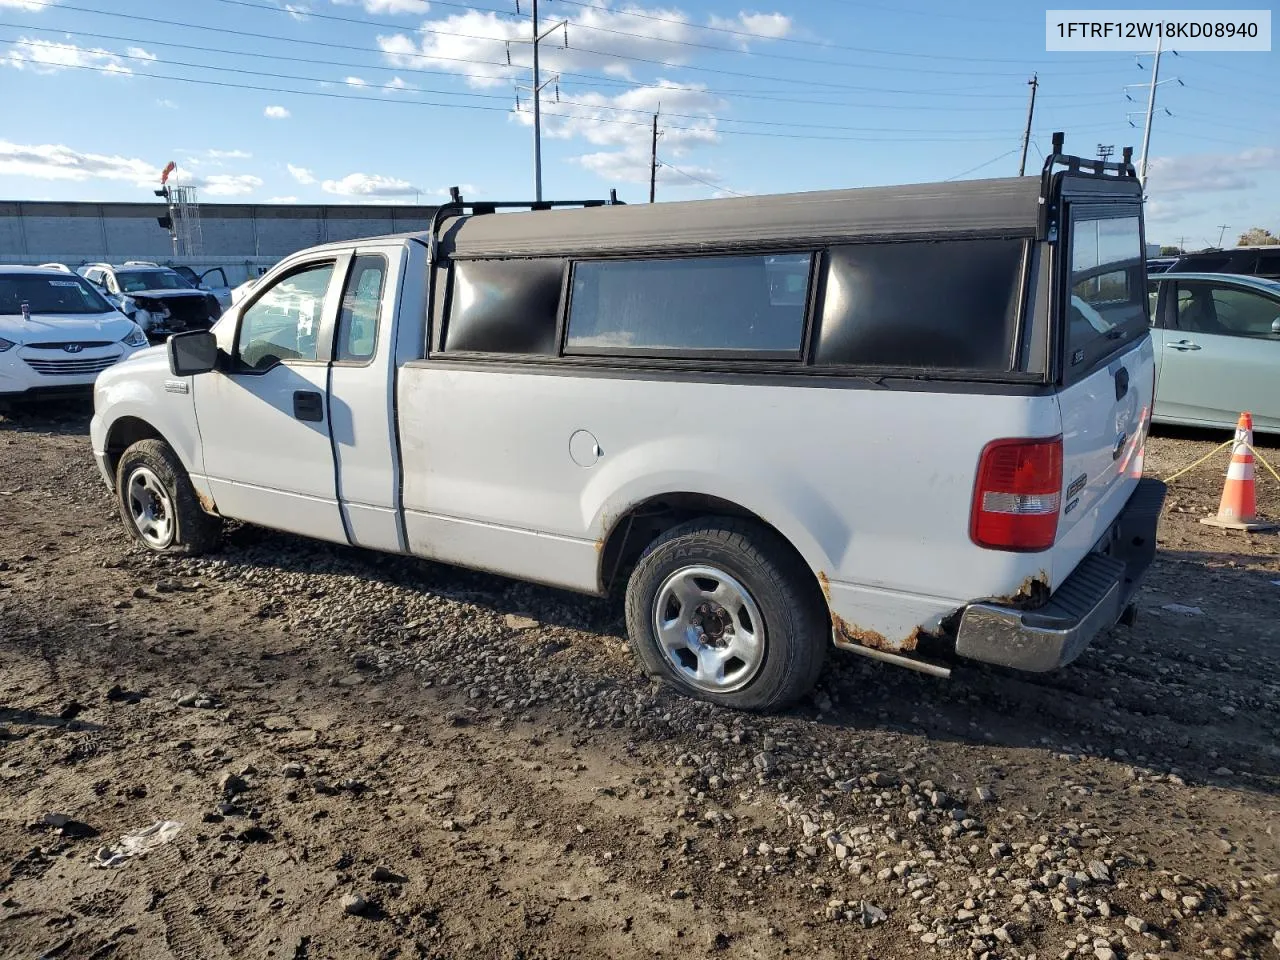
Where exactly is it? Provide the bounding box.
[1216,224,1229,247]
[649,110,660,203]
[1138,35,1162,185]
[1017,73,1038,176]
[510,0,567,202]
[1096,144,1115,162]
[532,0,542,200]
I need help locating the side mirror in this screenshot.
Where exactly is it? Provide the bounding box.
[167,330,218,376]
[1272,317,1280,335]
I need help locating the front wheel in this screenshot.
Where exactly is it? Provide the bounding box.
[116,439,222,555]
[624,518,827,712]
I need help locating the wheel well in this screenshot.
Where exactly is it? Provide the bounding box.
[599,494,808,595]
[104,417,166,483]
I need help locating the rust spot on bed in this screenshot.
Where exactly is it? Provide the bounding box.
[817,571,832,603]
[831,613,920,653]
[990,570,1050,610]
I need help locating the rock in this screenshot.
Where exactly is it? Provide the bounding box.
[370,866,407,883]
[42,813,96,838]
[975,785,996,803]
[1094,949,1117,960]
[752,752,775,772]
[341,893,368,916]
[867,772,892,787]
[504,614,538,630]
[1124,916,1148,933]
[57,701,83,721]
[281,763,305,779]
[218,772,248,796]
[859,901,887,928]
[929,790,949,808]
[176,692,200,708]
[1181,895,1202,912]
[1213,766,1233,777]
[1087,860,1111,883]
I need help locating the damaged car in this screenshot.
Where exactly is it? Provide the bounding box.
[79,262,222,343]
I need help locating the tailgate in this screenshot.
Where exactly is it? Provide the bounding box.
[1052,333,1154,587]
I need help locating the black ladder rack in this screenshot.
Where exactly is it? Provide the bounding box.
[427,187,625,265]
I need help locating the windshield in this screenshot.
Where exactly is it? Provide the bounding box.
[0,274,114,316]
[116,270,193,293]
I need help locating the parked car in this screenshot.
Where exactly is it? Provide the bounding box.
[171,265,234,311]
[1166,245,1280,280]
[77,262,222,343]
[1147,271,1280,433]
[91,146,1164,710]
[0,266,148,406]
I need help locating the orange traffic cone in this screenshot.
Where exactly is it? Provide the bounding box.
[1201,412,1276,531]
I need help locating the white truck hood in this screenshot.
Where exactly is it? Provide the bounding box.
[1,311,136,345]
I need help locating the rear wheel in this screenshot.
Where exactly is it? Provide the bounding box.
[116,439,222,555]
[624,518,827,711]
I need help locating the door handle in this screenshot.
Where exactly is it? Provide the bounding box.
[1114,366,1129,401]
[1168,340,1201,352]
[293,390,324,422]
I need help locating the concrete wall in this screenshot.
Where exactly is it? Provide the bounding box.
[0,201,439,284]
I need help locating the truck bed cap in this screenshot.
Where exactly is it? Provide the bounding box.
[438,177,1044,259]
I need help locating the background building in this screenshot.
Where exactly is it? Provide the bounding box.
[0,201,439,284]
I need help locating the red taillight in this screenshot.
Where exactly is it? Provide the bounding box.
[970,436,1063,552]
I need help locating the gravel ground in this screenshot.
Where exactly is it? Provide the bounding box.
[1,401,1279,960]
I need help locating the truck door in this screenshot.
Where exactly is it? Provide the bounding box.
[193,253,350,543]
[327,248,405,552]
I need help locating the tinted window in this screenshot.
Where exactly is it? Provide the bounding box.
[1257,250,1280,278]
[566,254,811,357]
[445,258,564,355]
[0,274,113,315]
[1067,213,1148,370]
[814,239,1024,370]
[237,262,334,371]
[336,255,386,362]
[1174,281,1280,338]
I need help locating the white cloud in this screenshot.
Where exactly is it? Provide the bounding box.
[576,148,719,189]
[2,38,154,75]
[264,105,291,119]
[193,173,265,197]
[288,163,317,184]
[0,139,158,185]
[432,183,476,197]
[707,11,792,45]
[207,148,252,160]
[1146,147,1280,193]
[125,46,156,61]
[266,195,299,203]
[283,3,310,19]
[378,6,789,89]
[322,172,421,197]
[345,75,367,86]
[333,0,429,13]
[157,98,178,109]
[0,0,50,10]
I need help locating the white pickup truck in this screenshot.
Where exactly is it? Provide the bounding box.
[91,140,1164,711]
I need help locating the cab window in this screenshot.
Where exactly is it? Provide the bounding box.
[236,262,335,371]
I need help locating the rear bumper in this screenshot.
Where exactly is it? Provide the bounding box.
[954,478,1166,672]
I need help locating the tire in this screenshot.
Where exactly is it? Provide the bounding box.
[624,517,827,712]
[115,439,222,555]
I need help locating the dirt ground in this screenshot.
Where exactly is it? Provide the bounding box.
[1,401,1279,960]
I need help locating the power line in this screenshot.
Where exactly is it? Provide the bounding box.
[21,0,1132,83]
[0,15,1136,110]
[944,147,1023,181]
[657,157,745,196]
[5,53,1104,144]
[0,38,1119,137]
[205,0,1124,70]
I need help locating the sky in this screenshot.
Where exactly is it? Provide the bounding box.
[0,0,1275,249]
